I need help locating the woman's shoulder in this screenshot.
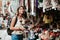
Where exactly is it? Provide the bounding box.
[12,16,17,21]
[12,16,17,19]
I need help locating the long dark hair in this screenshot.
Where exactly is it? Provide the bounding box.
[16,6,27,18]
[17,6,25,16]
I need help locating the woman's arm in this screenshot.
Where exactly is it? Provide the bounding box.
[10,16,22,31]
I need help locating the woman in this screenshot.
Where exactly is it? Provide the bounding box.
[43,14,53,29]
[10,6,26,40]
[39,30,50,40]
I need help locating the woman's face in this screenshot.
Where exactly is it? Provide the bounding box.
[19,7,24,16]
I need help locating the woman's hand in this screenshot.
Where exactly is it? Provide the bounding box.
[19,26,25,31]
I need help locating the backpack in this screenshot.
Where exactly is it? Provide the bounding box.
[7,17,17,35]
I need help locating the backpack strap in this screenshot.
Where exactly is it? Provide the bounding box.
[14,16,17,27]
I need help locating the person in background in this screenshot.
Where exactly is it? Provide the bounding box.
[43,14,53,30]
[0,14,4,29]
[10,6,26,40]
[4,16,8,28]
[28,24,35,40]
[7,17,12,28]
[39,30,50,40]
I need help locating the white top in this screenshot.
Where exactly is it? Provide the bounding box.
[12,17,25,35]
[4,20,8,27]
[0,17,3,24]
[28,30,35,39]
[28,25,35,39]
